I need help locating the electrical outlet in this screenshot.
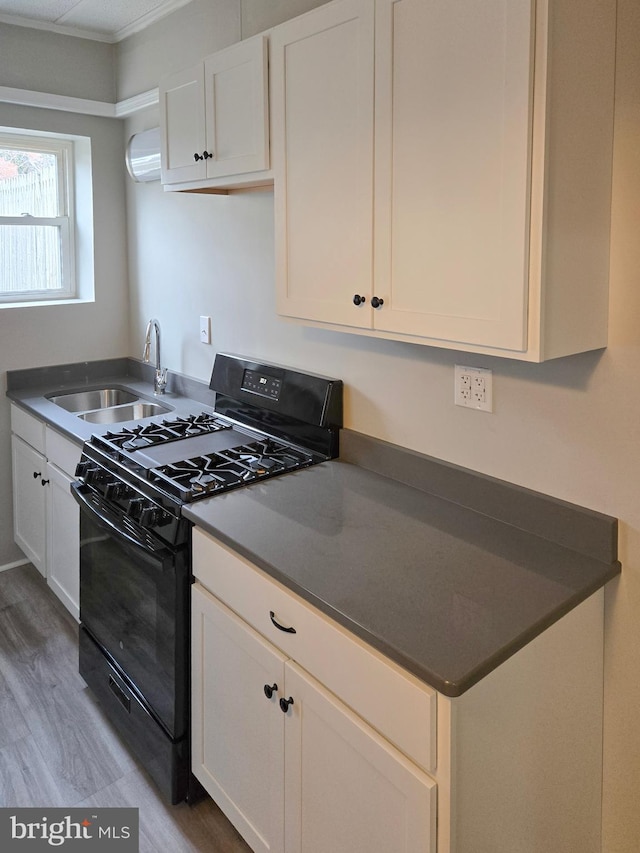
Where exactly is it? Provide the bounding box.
[454,365,493,412]
[199,315,211,345]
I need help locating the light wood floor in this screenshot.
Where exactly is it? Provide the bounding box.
[0,563,251,853]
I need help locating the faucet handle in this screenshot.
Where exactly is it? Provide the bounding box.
[155,368,168,395]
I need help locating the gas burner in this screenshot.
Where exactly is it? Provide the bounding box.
[225,439,315,473]
[151,453,258,500]
[147,438,314,501]
[97,412,231,453]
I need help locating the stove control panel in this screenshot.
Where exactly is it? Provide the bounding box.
[241,369,282,401]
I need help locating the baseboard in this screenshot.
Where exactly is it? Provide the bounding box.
[0,558,29,573]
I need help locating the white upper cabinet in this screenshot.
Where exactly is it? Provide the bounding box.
[160,64,206,185]
[373,0,532,351]
[271,0,375,328]
[271,0,616,361]
[160,35,270,191]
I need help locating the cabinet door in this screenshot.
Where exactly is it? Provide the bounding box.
[272,0,374,328]
[160,64,206,184]
[46,462,79,620]
[203,35,269,179]
[11,435,47,576]
[373,0,533,351]
[192,584,286,853]
[283,661,437,853]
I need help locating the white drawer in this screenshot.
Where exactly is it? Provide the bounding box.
[192,527,437,773]
[45,427,82,477]
[11,405,45,454]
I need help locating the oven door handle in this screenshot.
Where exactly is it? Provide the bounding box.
[71,482,172,561]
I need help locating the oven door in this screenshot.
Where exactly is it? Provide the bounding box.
[72,482,189,740]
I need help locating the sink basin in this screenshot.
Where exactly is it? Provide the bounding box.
[79,402,171,424]
[48,388,138,412]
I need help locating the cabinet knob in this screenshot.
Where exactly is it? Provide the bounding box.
[41,478,50,487]
[33,471,41,479]
[269,610,297,634]
[371,296,384,309]
[193,152,203,162]
[353,294,365,306]
[279,696,294,714]
[203,150,213,160]
[264,683,278,699]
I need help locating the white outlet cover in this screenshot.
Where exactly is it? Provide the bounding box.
[454,365,493,412]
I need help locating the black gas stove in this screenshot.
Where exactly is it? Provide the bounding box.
[74,354,341,545]
[72,354,342,804]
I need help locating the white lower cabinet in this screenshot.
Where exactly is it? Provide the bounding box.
[283,661,436,853]
[10,405,81,619]
[192,583,436,853]
[192,527,606,853]
[192,583,286,853]
[45,460,80,619]
[11,433,47,576]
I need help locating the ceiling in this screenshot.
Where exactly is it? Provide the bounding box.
[0,0,193,42]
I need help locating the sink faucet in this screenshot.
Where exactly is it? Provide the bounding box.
[142,318,168,395]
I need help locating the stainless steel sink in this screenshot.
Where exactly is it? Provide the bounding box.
[47,388,138,412]
[46,385,172,424]
[79,402,170,424]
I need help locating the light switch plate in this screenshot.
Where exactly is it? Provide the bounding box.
[199,315,211,345]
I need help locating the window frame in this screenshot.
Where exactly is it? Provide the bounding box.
[0,132,77,304]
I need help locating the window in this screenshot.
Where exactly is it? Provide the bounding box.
[0,132,76,304]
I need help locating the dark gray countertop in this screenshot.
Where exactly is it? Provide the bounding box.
[7,360,620,697]
[184,433,620,697]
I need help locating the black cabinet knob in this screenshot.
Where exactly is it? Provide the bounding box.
[353,294,365,306]
[193,152,203,162]
[203,151,213,160]
[41,478,50,487]
[371,296,384,309]
[279,696,294,713]
[33,471,41,479]
[264,683,278,699]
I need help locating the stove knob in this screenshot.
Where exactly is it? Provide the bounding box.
[126,497,145,519]
[104,481,129,500]
[75,460,91,479]
[83,466,103,486]
[139,505,163,527]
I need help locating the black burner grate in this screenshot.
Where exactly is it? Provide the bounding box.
[149,438,314,501]
[95,413,231,453]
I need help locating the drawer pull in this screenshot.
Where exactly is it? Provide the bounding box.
[279,696,294,713]
[264,683,278,699]
[269,611,297,634]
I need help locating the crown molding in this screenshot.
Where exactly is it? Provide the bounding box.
[0,86,160,118]
[112,0,193,42]
[0,12,112,42]
[115,89,160,118]
[0,0,194,43]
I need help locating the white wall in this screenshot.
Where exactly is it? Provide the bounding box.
[0,23,115,102]
[122,2,640,851]
[0,104,129,566]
